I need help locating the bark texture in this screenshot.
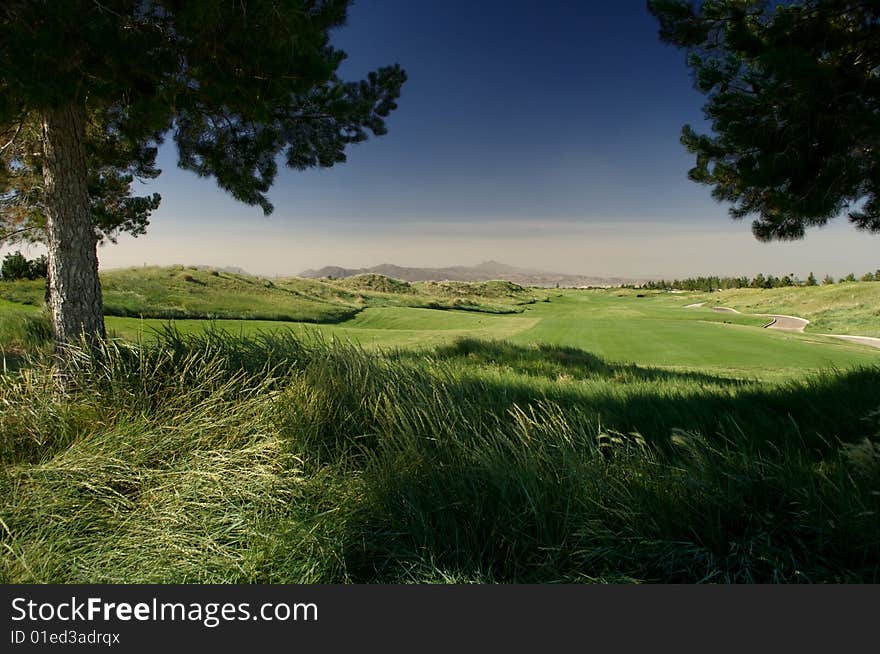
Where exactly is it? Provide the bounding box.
[41,103,105,354]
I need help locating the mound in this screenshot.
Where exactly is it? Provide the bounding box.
[417,279,529,300]
[335,274,414,294]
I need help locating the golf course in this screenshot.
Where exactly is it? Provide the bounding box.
[4,267,878,379]
[109,288,880,379]
[1,269,879,584]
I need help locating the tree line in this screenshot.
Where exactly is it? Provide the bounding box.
[641,270,880,292]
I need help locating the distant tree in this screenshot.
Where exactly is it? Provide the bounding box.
[29,254,48,280]
[861,272,876,282]
[806,272,818,286]
[1,1,406,356]
[822,274,835,285]
[751,273,766,289]
[780,275,794,287]
[1,250,31,280]
[649,0,880,240]
[842,272,858,282]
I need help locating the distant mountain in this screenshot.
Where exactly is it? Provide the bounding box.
[298,261,634,287]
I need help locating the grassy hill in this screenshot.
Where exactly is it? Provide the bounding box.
[0,266,542,324]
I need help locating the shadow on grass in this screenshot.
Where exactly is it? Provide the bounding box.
[427,338,749,385]
[321,340,880,583]
[391,338,879,454]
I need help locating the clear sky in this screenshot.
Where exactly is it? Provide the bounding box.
[22,0,880,279]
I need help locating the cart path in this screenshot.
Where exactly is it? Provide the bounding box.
[762,315,810,332]
[824,334,880,349]
[693,306,880,349]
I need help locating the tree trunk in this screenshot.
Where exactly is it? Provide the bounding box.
[40,102,105,358]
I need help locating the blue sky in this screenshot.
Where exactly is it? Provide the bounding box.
[73,1,880,277]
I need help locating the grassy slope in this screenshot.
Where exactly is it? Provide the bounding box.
[686,282,880,337]
[1,330,877,583]
[0,267,540,324]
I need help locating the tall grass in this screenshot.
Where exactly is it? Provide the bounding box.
[0,311,53,373]
[1,328,878,583]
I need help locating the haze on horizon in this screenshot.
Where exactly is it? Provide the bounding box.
[6,1,878,279]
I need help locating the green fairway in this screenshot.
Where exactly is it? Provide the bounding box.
[100,286,880,380]
[3,271,878,379]
[507,292,880,378]
[107,308,539,350]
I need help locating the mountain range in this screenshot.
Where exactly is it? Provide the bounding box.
[298,261,635,287]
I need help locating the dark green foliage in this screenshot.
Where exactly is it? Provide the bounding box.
[649,0,880,240]
[0,94,162,246]
[1,251,29,280]
[806,272,818,286]
[1,251,46,281]
[1,0,405,230]
[28,254,47,279]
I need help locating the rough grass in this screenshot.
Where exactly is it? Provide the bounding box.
[1,328,878,583]
[0,306,53,371]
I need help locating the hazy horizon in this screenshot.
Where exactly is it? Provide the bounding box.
[6,215,876,281]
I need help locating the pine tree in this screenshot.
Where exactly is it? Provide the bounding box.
[1,251,30,281]
[649,1,880,240]
[806,272,818,286]
[0,1,406,356]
